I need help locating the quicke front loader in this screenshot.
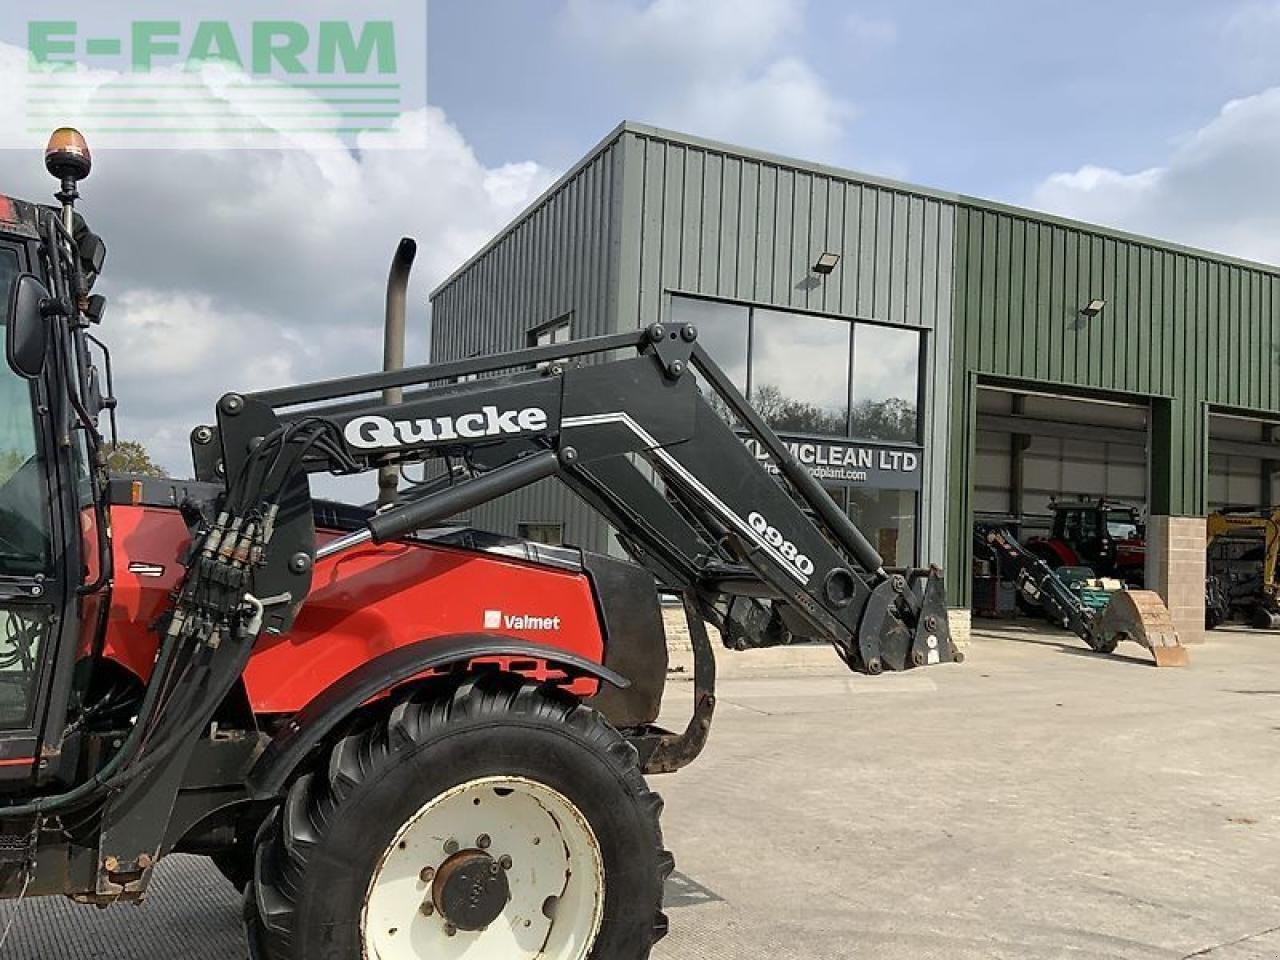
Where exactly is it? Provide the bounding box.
[0,129,960,959]
[974,523,1187,667]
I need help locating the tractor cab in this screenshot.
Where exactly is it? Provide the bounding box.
[1026,497,1146,586]
[0,129,112,785]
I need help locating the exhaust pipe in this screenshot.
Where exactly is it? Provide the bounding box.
[378,237,418,506]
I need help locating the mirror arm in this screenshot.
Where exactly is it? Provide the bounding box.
[86,333,118,446]
[40,295,75,320]
[39,214,113,595]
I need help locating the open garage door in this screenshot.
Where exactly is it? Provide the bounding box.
[1207,413,1280,629]
[1208,413,1280,511]
[971,387,1150,617]
[974,387,1149,545]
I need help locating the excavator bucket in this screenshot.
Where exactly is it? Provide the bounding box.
[1090,590,1189,667]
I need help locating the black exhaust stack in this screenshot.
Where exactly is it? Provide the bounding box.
[378,237,418,507]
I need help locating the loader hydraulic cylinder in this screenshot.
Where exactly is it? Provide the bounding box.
[366,449,561,544]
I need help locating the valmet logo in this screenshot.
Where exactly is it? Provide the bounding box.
[29,20,397,74]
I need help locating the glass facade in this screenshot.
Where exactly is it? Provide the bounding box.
[530,316,572,347]
[848,488,918,568]
[671,298,748,392]
[672,294,924,565]
[852,323,921,443]
[750,309,850,436]
[518,522,564,546]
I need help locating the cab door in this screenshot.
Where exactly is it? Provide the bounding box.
[0,240,68,780]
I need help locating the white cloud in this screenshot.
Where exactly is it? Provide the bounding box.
[669,56,853,161]
[0,46,556,479]
[563,0,853,162]
[1029,87,1280,267]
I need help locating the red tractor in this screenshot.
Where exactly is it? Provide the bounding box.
[0,129,958,958]
[1025,498,1146,587]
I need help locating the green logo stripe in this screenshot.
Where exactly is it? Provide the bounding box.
[84,38,122,55]
[26,97,401,104]
[25,126,400,134]
[25,81,402,89]
[26,111,402,118]
[19,14,422,148]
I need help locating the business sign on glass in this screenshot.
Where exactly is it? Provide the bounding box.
[741,436,923,490]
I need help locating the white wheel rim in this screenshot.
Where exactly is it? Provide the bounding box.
[361,775,605,960]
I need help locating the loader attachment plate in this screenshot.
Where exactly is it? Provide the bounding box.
[856,567,961,673]
[1091,590,1188,667]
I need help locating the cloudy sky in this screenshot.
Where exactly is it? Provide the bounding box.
[4,0,1280,481]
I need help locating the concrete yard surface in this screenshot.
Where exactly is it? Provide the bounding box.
[5,622,1280,959]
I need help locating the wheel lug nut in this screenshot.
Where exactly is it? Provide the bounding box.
[419,900,434,916]
[499,855,513,870]
[419,866,435,883]
[443,839,459,855]
[476,834,491,849]
[444,922,457,937]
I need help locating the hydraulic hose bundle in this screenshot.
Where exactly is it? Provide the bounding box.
[0,419,345,819]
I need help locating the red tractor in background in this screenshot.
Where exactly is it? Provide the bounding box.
[1025,498,1146,587]
[0,129,959,959]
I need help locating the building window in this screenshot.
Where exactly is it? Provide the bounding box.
[669,294,925,566]
[750,308,850,436]
[669,297,749,392]
[852,323,921,443]
[670,295,922,443]
[518,522,564,546]
[848,489,918,568]
[529,315,572,347]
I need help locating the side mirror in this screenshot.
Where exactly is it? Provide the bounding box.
[6,273,52,380]
[77,231,107,289]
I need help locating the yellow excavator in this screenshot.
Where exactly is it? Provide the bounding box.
[1206,507,1280,629]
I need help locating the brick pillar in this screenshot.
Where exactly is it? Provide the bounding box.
[947,607,971,651]
[1145,515,1206,645]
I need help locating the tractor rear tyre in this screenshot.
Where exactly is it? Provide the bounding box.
[246,674,672,960]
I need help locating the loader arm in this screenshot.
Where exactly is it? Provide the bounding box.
[975,523,1097,641]
[196,321,958,676]
[975,522,1187,666]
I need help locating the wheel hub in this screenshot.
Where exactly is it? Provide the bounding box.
[362,776,605,959]
[432,848,510,932]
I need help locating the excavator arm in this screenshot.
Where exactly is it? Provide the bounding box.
[1207,507,1280,627]
[194,321,959,676]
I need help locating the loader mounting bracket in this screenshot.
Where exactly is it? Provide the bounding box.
[641,593,717,775]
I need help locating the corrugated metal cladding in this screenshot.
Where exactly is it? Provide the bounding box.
[429,133,627,554]
[946,205,1280,589]
[432,120,1280,609]
[617,127,956,570]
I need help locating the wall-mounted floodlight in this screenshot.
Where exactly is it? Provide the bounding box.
[813,252,841,274]
[1081,298,1106,318]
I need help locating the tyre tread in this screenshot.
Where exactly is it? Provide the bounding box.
[249,674,671,958]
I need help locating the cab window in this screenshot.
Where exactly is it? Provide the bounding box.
[0,246,51,576]
[1106,510,1139,540]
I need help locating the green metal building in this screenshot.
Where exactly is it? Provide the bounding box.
[430,121,1280,642]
